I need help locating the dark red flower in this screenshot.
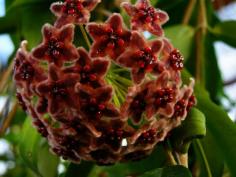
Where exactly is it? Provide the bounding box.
[87,13,131,60]
[14,41,46,95]
[94,120,133,152]
[122,0,169,36]
[187,95,196,111]
[135,128,157,145]
[121,82,153,124]
[146,72,177,118]
[51,0,101,27]
[64,47,109,88]
[32,24,78,67]
[36,64,80,115]
[118,32,163,84]
[76,84,120,120]
[90,149,118,165]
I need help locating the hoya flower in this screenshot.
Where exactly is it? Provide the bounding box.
[118,32,164,84]
[87,13,131,60]
[122,0,169,36]
[51,0,101,27]
[64,48,109,88]
[32,24,78,67]
[36,64,80,115]
[14,41,46,95]
[75,84,120,120]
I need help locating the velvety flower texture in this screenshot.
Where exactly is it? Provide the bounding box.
[51,0,101,27]
[122,0,169,36]
[14,0,196,165]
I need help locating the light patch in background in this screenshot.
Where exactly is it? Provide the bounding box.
[215,2,236,121]
[0,34,14,65]
[0,0,5,17]
[0,139,10,155]
[0,162,7,176]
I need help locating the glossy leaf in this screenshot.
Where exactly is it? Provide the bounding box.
[139,165,192,177]
[170,108,206,153]
[182,70,236,177]
[164,25,195,60]
[19,118,59,177]
[212,21,236,48]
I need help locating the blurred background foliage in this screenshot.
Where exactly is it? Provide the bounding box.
[0,0,236,176]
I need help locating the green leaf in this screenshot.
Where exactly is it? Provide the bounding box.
[164,25,195,60]
[64,162,94,177]
[139,165,192,177]
[212,21,236,48]
[170,108,206,153]
[19,118,41,176]
[19,118,59,177]
[182,70,236,177]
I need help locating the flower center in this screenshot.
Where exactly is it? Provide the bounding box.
[48,38,64,58]
[51,83,67,98]
[169,50,184,70]
[20,62,34,80]
[80,64,97,83]
[154,88,174,108]
[138,7,156,23]
[174,99,186,117]
[136,128,156,145]
[63,0,84,16]
[135,47,156,71]
[85,98,106,119]
[106,27,125,49]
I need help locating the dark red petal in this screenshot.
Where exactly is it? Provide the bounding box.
[149,22,163,36]
[78,48,91,66]
[130,32,146,49]
[86,23,107,40]
[136,0,150,9]
[59,24,75,42]
[150,39,163,53]
[42,24,54,40]
[107,14,123,32]
[103,104,120,117]
[90,40,108,58]
[62,44,79,61]
[55,15,75,28]
[75,83,94,98]
[156,11,169,24]
[50,2,64,16]
[37,82,51,94]
[117,50,136,67]
[131,68,145,84]
[96,86,113,102]
[49,99,60,114]
[74,10,90,24]
[121,2,136,16]
[32,45,48,59]
[92,59,109,77]
[49,64,60,81]
[83,0,101,10]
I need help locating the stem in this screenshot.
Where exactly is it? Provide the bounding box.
[195,0,207,85]
[0,60,14,92]
[195,140,212,177]
[182,0,197,25]
[179,153,188,168]
[79,25,91,48]
[0,102,18,136]
[166,149,177,165]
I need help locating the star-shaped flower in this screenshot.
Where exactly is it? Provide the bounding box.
[145,71,177,118]
[121,81,153,124]
[32,23,79,67]
[36,64,80,115]
[75,84,120,120]
[122,0,169,36]
[51,0,101,27]
[64,47,109,88]
[87,13,131,60]
[94,120,134,152]
[118,32,164,84]
[14,41,46,95]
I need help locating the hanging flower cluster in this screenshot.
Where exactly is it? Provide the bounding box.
[13,0,196,165]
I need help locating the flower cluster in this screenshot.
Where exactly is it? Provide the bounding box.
[14,0,196,165]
